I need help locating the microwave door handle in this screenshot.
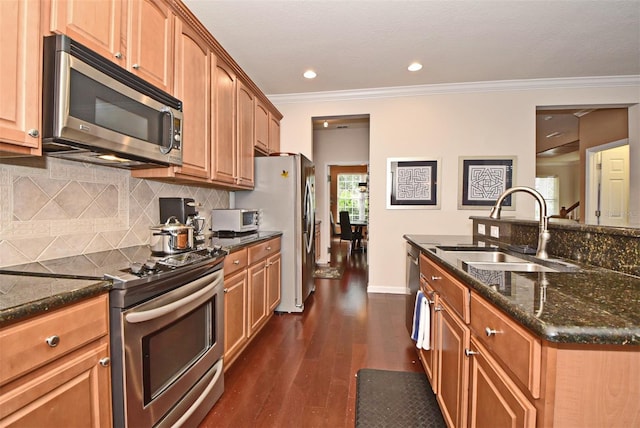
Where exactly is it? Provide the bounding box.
[159,106,174,154]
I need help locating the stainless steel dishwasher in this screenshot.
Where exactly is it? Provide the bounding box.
[405,243,421,335]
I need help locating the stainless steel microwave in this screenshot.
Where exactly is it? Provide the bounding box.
[42,35,183,169]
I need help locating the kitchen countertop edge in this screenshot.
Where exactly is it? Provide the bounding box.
[404,234,640,347]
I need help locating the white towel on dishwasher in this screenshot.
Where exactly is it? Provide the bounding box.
[411,291,431,350]
[416,293,430,350]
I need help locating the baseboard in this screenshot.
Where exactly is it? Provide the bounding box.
[367,285,409,294]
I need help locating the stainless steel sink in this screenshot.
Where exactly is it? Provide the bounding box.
[434,246,579,273]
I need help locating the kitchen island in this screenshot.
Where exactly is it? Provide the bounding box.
[405,234,639,427]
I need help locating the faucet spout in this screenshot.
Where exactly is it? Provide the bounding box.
[489,186,550,259]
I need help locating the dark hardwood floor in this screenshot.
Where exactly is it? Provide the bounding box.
[200,239,424,428]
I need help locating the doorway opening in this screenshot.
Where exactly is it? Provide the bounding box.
[312,114,370,265]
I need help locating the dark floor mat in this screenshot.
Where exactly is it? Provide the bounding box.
[355,368,446,428]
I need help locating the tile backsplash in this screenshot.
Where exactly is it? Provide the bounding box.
[0,158,229,267]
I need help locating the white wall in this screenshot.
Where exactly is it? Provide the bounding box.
[313,127,369,263]
[272,81,640,294]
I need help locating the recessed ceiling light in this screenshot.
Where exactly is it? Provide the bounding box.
[303,70,317,79]
[408,62,423,72]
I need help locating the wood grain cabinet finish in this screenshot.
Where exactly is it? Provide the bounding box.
[0,294,112,427]
[0,0,42,155]
[468,336,536,428]
[223,237,281,370]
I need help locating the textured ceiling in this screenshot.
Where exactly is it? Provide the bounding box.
[183,0,640,95]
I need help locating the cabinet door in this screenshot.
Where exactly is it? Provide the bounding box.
[247,260,267,336]
[128,0,174,93]
[211,59,237,185]
[173,18,210,178]
[0,341,111,427]
[223,270,248,367]
[267,253,281,312]
[418,278,438,390]
[436,301,470,428]
[236,80,255,188]
[468,337,536,428]
[268,113,281,154]
[0,0,41,154]
[49,0,123,64]
[255,100,269,154]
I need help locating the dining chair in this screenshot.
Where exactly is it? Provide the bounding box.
[339,211,363,252]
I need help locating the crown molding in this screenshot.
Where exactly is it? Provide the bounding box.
[268,75,640,105]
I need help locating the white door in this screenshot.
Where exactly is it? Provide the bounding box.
[587,144,629,226]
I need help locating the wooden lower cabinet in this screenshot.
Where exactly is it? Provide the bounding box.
[436,301,470,428]
[0,294,112,427]
[223,237,281,370]
[468,337,536,428]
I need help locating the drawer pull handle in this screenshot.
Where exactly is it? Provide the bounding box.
[485,327,500,337]
[434,305,444,312]
[233,260,240,265]
[431,276,442,281]
[464,349,479,357]
[45,335,60,347]
[99,357,110,367]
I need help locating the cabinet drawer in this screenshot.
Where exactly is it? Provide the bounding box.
[0,294,109,386]
[420,254,470,323]
[224,248,248,276]
[470,292,541,398]
[248,237,281,264]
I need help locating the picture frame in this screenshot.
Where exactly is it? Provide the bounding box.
[458,156,516,210]
[386,158,441,209]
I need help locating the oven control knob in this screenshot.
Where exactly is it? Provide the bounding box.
[144,259,157,270]
[130,262,143,274]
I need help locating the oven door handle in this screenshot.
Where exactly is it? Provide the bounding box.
[172,359,223,427]
[125,273,222,324]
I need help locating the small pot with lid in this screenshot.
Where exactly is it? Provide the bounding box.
[149,216,194,255]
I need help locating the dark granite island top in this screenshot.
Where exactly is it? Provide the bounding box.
[404,234,640,346]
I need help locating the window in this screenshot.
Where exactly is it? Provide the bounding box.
[337,173,368,222]
[535,176,559,218]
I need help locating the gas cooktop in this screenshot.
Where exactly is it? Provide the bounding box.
[0,245,227,288]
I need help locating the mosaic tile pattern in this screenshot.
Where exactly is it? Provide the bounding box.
[0,158,229,266]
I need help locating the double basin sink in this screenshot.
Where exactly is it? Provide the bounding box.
[432,246,580,273]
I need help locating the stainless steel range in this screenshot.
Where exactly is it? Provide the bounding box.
[0,245,227,427]
[108,247,226,427]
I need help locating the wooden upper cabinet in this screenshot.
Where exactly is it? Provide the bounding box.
[236,80,255,188]
[49,0,124,64]
[255,100,269,154]
[269,112,281,154]
[212,58,237,185]
[127,0,174,93]
[0,0,42,155]
[173,18,210,178]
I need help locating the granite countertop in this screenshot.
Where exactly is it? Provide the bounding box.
[404,234,640,346]
[0,274,110,327]
[0,232,282,327]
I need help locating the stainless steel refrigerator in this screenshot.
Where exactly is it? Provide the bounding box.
[234,153,315,313]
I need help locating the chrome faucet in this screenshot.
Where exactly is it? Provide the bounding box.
[489,186,551,259]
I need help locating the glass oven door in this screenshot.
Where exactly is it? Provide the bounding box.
[122,269,223,427]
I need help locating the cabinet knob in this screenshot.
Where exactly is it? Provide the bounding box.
[431,275,442,281]
[114,52,122,59]
[464,349,479,357]
[28,129,39,138]
[132,63,140,70]
[485,327,500,337]
[99,357,110,367]
[45,335,60,347]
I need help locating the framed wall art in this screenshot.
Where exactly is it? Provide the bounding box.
[458,156,516,210]
[386,158,441,209]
